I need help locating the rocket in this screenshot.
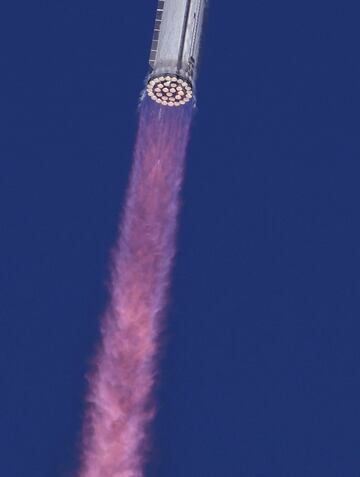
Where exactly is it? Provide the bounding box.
[146,0,207,107]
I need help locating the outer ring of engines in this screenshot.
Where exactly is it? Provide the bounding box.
[146,75,193,107]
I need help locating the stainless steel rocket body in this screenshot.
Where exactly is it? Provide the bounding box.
[146,0,207,106]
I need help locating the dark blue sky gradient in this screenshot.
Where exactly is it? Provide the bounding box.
[1,1,360,476]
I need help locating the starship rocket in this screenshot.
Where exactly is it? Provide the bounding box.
[146,0,207,107]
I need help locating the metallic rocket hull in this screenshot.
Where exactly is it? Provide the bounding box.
[146,0,207,107]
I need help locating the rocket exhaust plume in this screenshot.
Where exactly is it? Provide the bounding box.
[79,97,193,477]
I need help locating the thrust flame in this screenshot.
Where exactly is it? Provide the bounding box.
[80,98,193,477]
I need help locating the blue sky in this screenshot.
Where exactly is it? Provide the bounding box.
[1,1,359,476]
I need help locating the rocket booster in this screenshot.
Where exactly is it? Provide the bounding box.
[146,0,207,107]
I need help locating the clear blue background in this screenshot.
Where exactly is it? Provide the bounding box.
[1,1,360,476]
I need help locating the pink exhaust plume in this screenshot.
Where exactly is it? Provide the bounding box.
[80,97,193,477]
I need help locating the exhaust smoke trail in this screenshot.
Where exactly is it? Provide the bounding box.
[80,97,193,477]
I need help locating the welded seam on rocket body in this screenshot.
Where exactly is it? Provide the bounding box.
[177,0,192,76]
